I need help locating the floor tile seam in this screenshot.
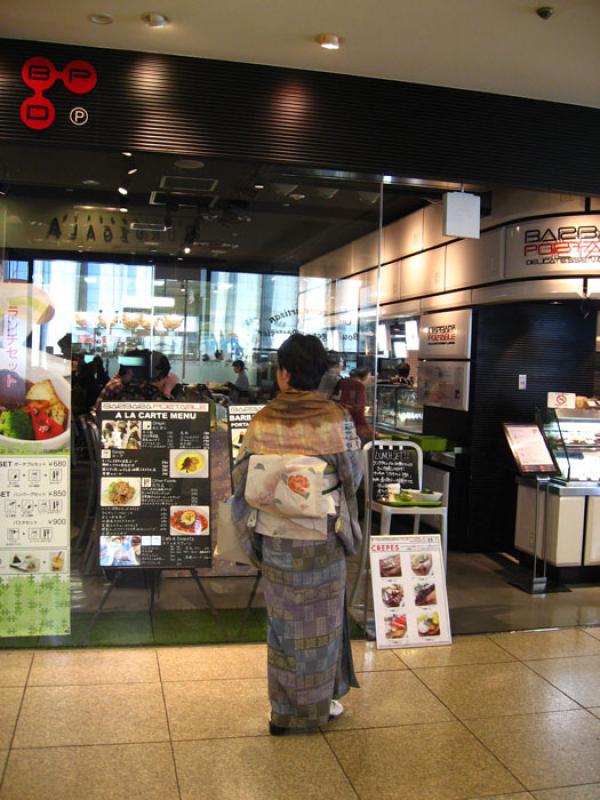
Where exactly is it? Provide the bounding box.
[319,729,361,800]
[157,656,184,800]
[0,656,33,794]
[21,679,166,690]
[10,737,174,751]
[161,676,269,685]
[517,660,588,710]
[523,653,600,666]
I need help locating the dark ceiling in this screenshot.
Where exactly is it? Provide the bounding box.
[0,143,467,272]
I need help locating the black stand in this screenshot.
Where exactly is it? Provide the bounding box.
[511,475,551,595]
[85,567,230,642]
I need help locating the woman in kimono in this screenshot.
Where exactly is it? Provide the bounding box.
[232,333,363,735]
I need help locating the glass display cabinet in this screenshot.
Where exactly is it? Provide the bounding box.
[538,407,600,484]
[376,384,423,434]
[515,407,600,568]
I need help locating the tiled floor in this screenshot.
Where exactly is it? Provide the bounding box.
[2,630,600,800]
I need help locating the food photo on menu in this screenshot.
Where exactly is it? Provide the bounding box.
[385,613,407,639]
[0,369,70,452]
[169,449,209,478]
[411,552,433,576]
[417,611,441,637]
[381,582,405,608]
[9,553,40,573]
[101,420,141,450]
[170,505,210,536]
[100,535,142,567]
[379,554,402,578]
[100,477,141,507]
[414,581,437,606]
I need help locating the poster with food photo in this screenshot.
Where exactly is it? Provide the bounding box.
[369,535,451,649]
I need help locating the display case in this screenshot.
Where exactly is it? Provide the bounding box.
[376,384,423,434]
[538,408,600,483]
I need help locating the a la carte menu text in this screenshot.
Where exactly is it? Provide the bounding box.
[99,402,211,569]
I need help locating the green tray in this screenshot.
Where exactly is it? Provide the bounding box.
[380,499,443,507]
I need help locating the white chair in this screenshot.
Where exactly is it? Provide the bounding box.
[364,440,448,566]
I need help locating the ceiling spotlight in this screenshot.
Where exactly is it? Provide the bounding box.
[127,167,138,175]
[88,13,113,24]
[118,186,128,196]
[536,6,554,19]
[183,246,191,255]
[122,151,133,158]
[119,207,128,213]
[254,184,265,190]
[318,33,341,50]
[142,12,170,28]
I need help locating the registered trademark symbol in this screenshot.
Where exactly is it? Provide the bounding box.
[70,106,89,126]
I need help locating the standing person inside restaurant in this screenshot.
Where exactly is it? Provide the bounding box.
[338,366,376,445]
[231,333,363,735]
[317,350,342,398]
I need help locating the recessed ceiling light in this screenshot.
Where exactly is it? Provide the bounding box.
[141,12,170,28]
[174,159,205,169]
[183,246,191,254]
[122,151,133,158]
[254,184,265,190]
[289,193,305,201]
[118,186,128,196]
[318,33,341,50]
[88,13,113,24]
[119,207,128,213]
[127,167,138,175]
[82,179,100,186]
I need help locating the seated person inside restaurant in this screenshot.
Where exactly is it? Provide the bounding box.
[225,359,251,403]
[95,350,179,408]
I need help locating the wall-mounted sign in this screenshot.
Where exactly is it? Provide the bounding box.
[417,360,470,412]
[547,392,576,409]
[418,309,472,359]
[0,284,71,637]
[20,56,97,130]
[506,215,600,278]
[369,534,451,649]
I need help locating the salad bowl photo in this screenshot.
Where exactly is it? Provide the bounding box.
[0,362,70,453]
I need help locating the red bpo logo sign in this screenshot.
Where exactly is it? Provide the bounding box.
[20,56,97,130]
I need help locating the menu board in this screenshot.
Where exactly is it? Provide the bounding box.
[0,283,71,637]
[370,443,419,502]
[417,360,470,412]
[369,534,451,649]
[503,423,559,475]
[99,401,211,568]
[227,404,264,477]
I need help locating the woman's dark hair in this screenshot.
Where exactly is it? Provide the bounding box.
[351,366,371,381]
[396,361,411,378]
[277,334,328,391]
[232,359,245,370]
[150,351,171,380]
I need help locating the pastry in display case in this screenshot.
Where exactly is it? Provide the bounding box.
[376,384,423,434]
[538,407,600,483]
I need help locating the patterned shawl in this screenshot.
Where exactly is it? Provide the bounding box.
[241,388,357,456]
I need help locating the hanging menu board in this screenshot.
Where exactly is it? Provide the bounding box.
[99,401,211,569]
[369,443,419,502]
[227,404,264,474]
[370,534,451,649]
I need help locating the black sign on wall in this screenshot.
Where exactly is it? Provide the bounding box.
[99,401,212,568]
[370,443,419,502]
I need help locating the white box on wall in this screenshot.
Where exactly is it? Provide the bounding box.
[442,192,481,239]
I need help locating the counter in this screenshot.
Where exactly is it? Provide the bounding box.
[514,476,600,567]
